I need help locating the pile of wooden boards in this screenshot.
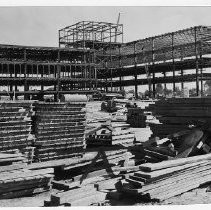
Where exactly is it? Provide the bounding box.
[120,153,211,201]
[45,157,139,206]
[0,101,34,154]
[0,152,54,199]
[0,152,27,166]
[127,108,146,128]
[33,102,86,162]
[86,123,135,147]
[61,148,134,171]
[148,98,211,138]
[46,184,108,206]
[131,144,176,164]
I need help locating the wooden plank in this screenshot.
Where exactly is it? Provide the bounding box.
[0,157,26,163]
[148,171,211,201]
[50,185,96,206]
[0,168,54,182]
[128,163,211,194]
[139,153,211,172]
[0,163,27,172]
[0,185,51,199]
[67,192,107,206]
[134,160,209,180]
[144,149,170,160]
[0,153,23,159]
[94,177,122,191]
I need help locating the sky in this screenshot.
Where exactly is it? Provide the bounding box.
[0,6,211,47]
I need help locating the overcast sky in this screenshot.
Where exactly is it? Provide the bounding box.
[0,6,211,47]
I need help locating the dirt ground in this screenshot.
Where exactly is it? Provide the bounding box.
[1,101,211,207]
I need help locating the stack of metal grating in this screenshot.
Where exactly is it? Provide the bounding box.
[33,101,86,162]
[148,98,211,139]
[0,101,34,154]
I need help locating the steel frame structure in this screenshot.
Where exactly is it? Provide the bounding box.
[59,21,124,92]
[1,24,211,100]
[59,21,123,49]
[97,25,211,97]
[0,44,97,100]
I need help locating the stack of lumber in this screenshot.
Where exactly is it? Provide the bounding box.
[33,101,86,162]
[0,101,34,154]
[46,183,108,206]
[142,146,176,163]
[0,152,53,199]
[121,153,211,201]
[61,148,133,171]
[45,162,140,206]
[0,167,54,199]
[148,98,211,138]
[128,143,177,165]
[26,148,134,173]
[0,152,27,166]
[127,108,146,128]
[86,123,135,147]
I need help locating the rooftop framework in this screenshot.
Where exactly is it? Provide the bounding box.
[59,21,123,49]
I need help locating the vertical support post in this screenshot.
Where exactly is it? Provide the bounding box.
[200,41,203,96]
[109,25,113,92]
[55,50,61,101]
[24,49,30,100]
[119,46,122,91]
[163,71,167,90]
[9,64,13,100]
[152,72,156,97]
[194,26,199,96]
[14,65,18,100]
[150,37,154,98]
[181,69,184,90]
[105,78,108,92]
[134,42,138,99]
[41,66,44,91]
[172,32,176,92]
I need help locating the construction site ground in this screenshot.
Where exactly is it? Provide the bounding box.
[1,100,211,207]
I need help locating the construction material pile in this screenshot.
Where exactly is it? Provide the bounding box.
[0,101,34,156]
[44,149,136,206]
[86,122,135,147]
[148,98,211,139]
[33,101,86,162]
[0,152,53,199]
[120,153,211,201]
[127,108,146,128]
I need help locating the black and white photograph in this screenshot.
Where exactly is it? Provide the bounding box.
[1,0,211,208]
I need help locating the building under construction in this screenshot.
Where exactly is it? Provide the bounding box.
[1,22,211,100]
